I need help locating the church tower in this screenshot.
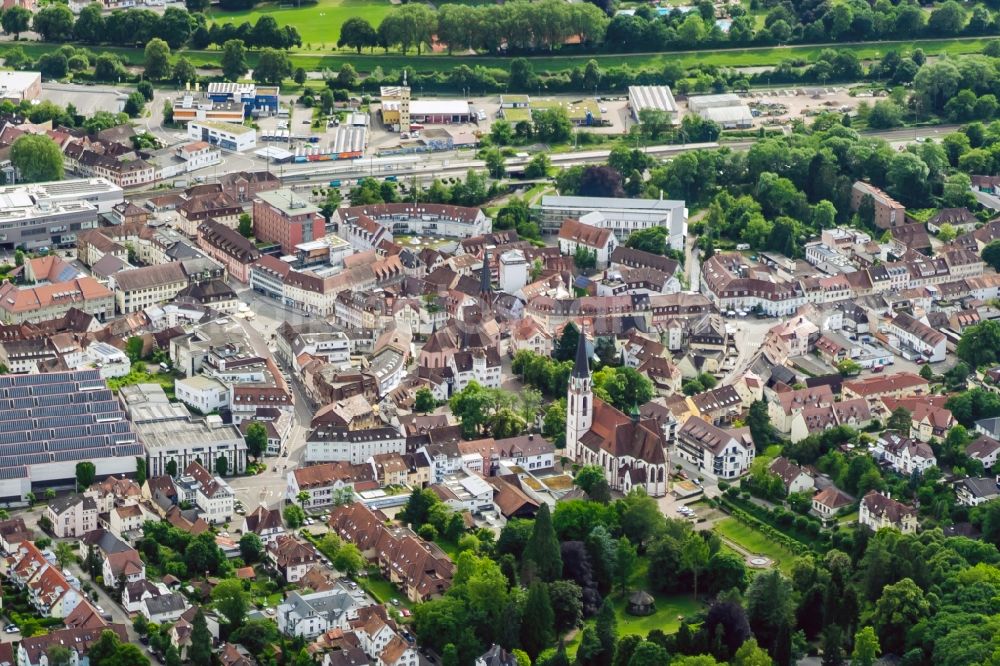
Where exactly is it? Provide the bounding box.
[565,328,593,461]
[478,251,493,313]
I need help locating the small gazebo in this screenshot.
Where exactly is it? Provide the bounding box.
[627,590,656,616]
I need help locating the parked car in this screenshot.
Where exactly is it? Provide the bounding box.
[4,624,18,634]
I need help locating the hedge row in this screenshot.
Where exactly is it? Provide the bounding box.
[723,487,828,542]
[722,502,816,558]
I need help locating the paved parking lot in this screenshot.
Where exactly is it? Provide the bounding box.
[42,83,128,116]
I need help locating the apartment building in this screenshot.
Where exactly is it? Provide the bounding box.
[196,219,261,283]
[0,277,114,324]
[45,496,98,538]
[112,263,188,314]
[253,189,325,255]
[675,416,755,480]
[851,181,905,229]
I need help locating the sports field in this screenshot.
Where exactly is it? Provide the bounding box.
[208,0,395,47]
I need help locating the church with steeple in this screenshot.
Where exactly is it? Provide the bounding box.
[566,330,670,497]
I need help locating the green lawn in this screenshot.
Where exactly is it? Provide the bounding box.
[713,518,797,572]
[612,593,702,638]
[208,0,395,48]
[106,368,176,399]
[359,572,412,610]
[2,36,998,77]
[566,593,701,658]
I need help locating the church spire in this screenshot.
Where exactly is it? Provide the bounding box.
[479,251,492,298]
[572,327,590,379]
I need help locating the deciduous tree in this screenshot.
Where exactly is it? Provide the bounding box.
[143,38,172,80]
[1,6,32,39]
[221,39,249,82]
[11,134,64,183]
[76,461,96,490]
[211,578,249,628]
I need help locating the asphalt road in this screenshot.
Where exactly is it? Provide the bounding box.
[973,189,1000,211]
[226,287,316,511]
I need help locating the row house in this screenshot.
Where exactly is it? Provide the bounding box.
[267,534,321,583]
[286,461,375,508]
[610,246,681,275]
[882,312,947,363]
[5,541,82,618]
[648,292,714,326]
[328,502,454,603]
[767,384,835,434]
[905,255,951,288]
[842,372,930,406]
[789,398,872,443]
[703,247,985,318]
[18,624,128,666]
[523,293,652,330]
[335,290,390,331]
[881,396,955,442]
